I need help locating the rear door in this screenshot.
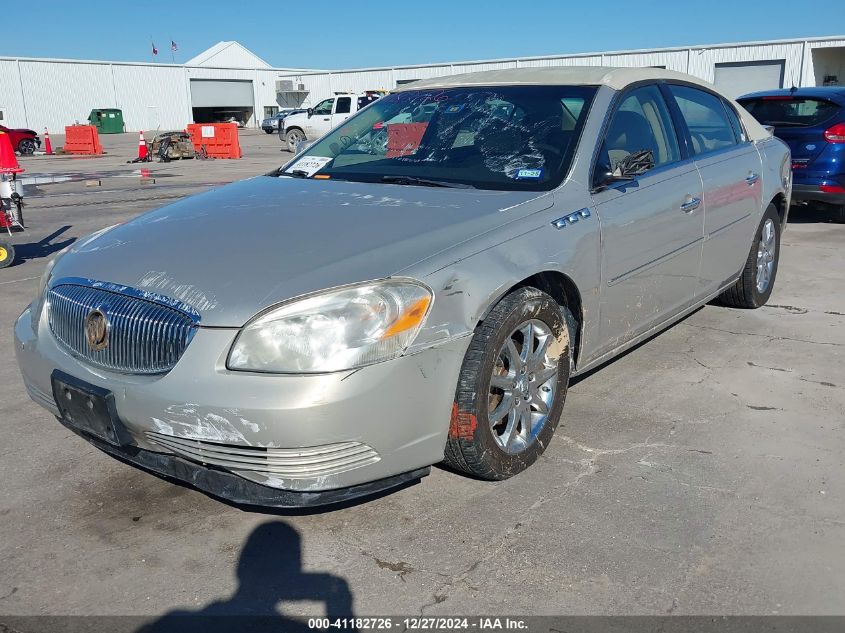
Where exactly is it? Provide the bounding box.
[666,84,762,298]
[331,96,353,129]
[591,84,705,355]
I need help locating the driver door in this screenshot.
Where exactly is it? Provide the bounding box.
[304,98,334,139]
[590,84,705,357]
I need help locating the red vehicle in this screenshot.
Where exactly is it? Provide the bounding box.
[0,125,41,155]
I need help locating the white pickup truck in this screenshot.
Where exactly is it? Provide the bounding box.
[281,92,383,152]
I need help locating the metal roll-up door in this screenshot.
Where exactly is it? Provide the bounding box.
[714,61,785,98]
[190,80,254,107]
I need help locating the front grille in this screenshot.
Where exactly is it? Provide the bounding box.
[146,432,381,478]
[48,281,199,375]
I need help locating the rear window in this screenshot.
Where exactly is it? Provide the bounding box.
[739,97,840,127]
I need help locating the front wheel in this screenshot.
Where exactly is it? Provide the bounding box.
[444,287,571,480]
[0,242,15,269]
[17,139,36,155]
[718,203,781,308]
[285,128,305,153]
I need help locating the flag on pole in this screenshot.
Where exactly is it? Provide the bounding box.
[151,42,158,56]
[171,41,178,51]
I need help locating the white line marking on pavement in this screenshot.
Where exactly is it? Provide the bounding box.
[0,276,39,286]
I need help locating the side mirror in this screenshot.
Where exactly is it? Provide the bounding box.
[614,149,655,179]
[307,108,314,118]
[294,138,313,154]
[594,150,655,190]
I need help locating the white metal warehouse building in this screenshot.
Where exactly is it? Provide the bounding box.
[0,42,310,133]
[278,35,845,107]
[1,36,844,134]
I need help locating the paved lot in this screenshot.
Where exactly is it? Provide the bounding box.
[1,130,844,619]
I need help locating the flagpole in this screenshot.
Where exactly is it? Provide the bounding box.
[171,37,175,63]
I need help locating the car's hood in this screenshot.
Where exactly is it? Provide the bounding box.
[54,176,551,327]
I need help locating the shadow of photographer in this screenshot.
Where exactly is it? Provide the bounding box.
[137,521,356,633]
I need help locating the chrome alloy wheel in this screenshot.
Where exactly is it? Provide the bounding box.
[756,218,777,293]
[488,319,559,454]
[286,129,304,153]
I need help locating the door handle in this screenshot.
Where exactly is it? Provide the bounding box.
[322,118,330,121]
[680,196,701,213]
[745,172,759,185]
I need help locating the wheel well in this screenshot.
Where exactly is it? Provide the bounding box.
[771,193,788,227]
[483,271,584,368]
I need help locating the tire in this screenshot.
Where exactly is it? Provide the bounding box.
[444,287,571,480]
[285,128,305,153]
[0,242,14,269]
[718,203,781,309]
[17,138,36,155]
[832,205,845,224]
[265,129,273,134]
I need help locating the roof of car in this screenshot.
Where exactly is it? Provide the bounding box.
[393,66,716,92]
[738,86,845,100]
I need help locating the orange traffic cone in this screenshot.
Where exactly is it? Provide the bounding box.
[0,131,24,175]
[137,131,148,161]
[43,128,53,155]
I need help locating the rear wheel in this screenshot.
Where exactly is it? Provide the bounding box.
[17,138,36,155]
[718,204,781,308]
[444,287,571,480]
[0,242,14,269]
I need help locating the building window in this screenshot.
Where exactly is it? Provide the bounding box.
[264,106,279,118]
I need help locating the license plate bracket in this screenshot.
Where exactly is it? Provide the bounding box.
[51,370,127,446]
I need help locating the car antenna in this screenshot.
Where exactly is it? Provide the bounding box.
[789,85,798,94]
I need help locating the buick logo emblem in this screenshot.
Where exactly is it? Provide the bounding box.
[85,308,110,351]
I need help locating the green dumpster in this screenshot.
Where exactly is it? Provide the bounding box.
[87,108,125,134]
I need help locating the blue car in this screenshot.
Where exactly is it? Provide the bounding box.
[739,87,845,222]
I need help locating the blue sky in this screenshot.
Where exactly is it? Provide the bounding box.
[3,0,843,69]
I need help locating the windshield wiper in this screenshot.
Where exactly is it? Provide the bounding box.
[287,169,311,178]
[762,121,806,127]
[381,175,474,189]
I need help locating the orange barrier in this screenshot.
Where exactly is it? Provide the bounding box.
[186,123,242,159]
[63,125,104,155]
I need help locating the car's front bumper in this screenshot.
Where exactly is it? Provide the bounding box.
[15,306,470,504]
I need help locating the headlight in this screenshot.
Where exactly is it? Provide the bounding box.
[30,253,60,331]
[227,280,433,373]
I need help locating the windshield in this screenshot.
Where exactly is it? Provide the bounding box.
[279,86,596,191]
[739,96,841,127]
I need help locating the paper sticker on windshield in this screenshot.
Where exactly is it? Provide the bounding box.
[285,155,332,177]
[444,104,465,114]
[515,168,544,180]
